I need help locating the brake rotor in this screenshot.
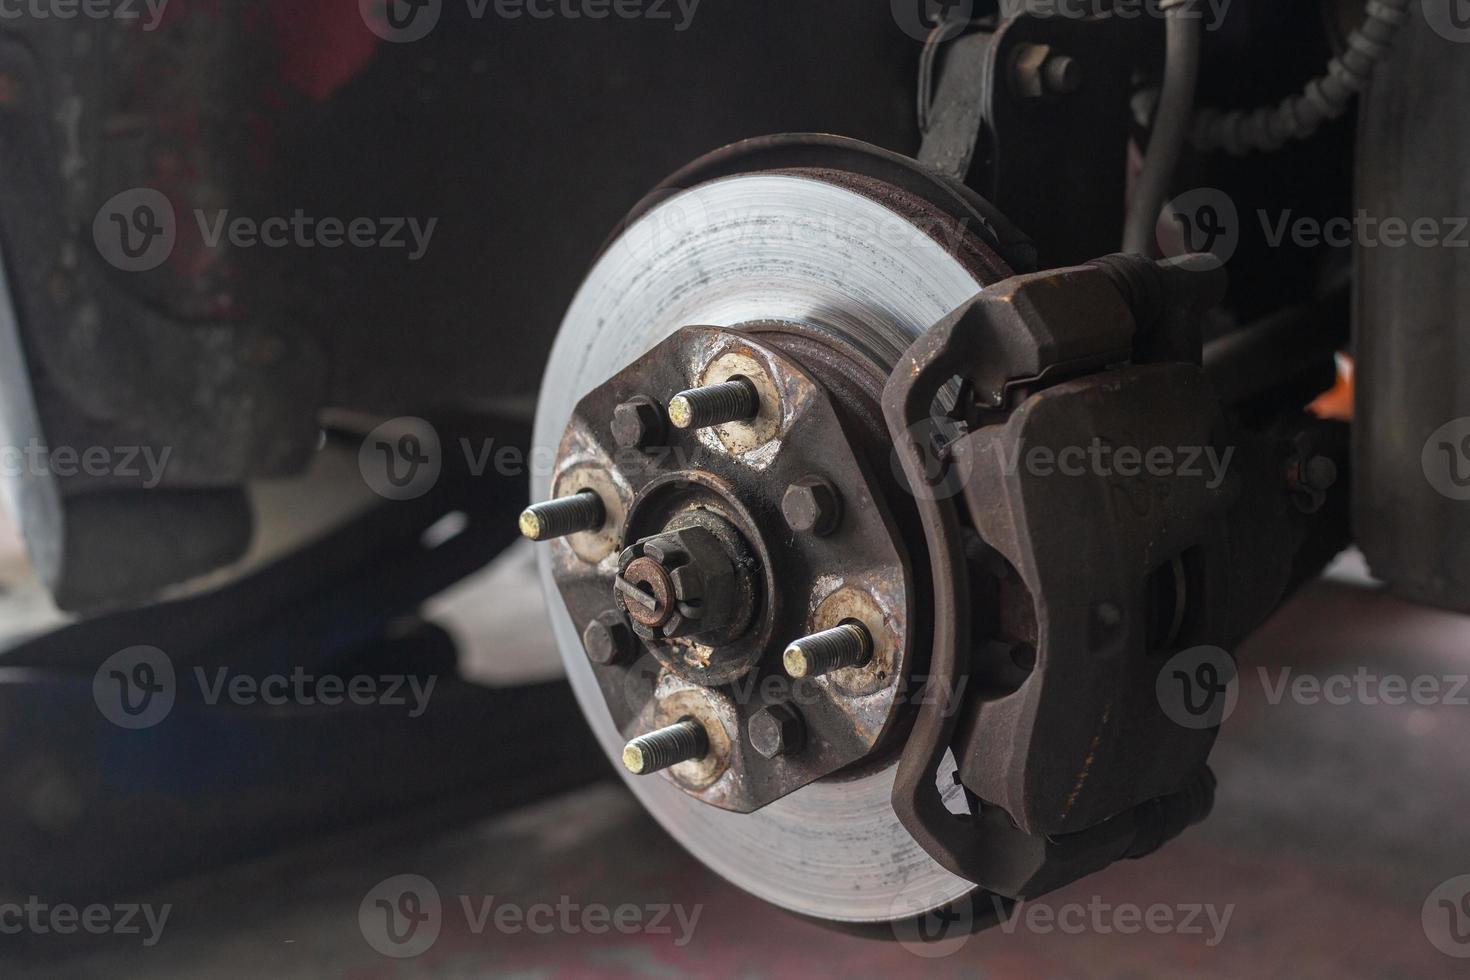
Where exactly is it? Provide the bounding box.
[531,139,1012,922]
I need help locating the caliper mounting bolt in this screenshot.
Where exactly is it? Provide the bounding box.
[783,621,873,679]
[668,377,759,430]
[519,489,605,541]
[622,718,709,775]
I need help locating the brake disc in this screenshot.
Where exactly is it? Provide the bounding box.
[531,151,1010,922]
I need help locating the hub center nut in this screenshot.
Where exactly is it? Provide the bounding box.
[613,511,756,646]
[616,556,679,629]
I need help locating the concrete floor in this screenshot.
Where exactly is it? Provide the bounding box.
[4,575,1470,978]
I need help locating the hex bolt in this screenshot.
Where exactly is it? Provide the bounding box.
[748,703,805,759]
[519,489,604,542]
[667,377,759,431]
[783,621,873,679]
[611,396,667,451]
[622,718,709,775]
[782,476,843,536]
[582,610,635,666]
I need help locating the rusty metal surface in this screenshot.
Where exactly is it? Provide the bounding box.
[546,326,916,814]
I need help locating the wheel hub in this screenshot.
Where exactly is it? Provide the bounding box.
[528,147,1010,922]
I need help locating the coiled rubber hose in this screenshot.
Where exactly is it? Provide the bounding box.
[1190,0,1412,155]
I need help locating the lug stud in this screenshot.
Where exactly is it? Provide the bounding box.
[668,377,759,430]
[783,621,873,679]
[519,489,605,541]
[622,718,709,775]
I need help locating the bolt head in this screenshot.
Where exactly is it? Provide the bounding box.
[611,397,666,451]
[782,476,842,536]
[1043,54,1082,95]
[748,704,804,759]
[582,611,635,665]
[1304,455,1338,492]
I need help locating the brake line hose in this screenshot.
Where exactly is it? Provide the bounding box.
[1190,0,1412,155]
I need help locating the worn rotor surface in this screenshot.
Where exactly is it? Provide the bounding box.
[532,169,998,922]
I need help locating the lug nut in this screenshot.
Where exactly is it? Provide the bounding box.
[667,377,759,430]
[611,396,666,451]
[782,476,842,536]
[519,489,605,541]
[582,610,635,666]
[783,621,873,679]
[622,718,709,775]
[748,703,805,759]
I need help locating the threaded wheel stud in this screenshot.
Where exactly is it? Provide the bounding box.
[622,718,709,775]
[783,622,873,679]
[519,490,605,541]
[667,378,759,430]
